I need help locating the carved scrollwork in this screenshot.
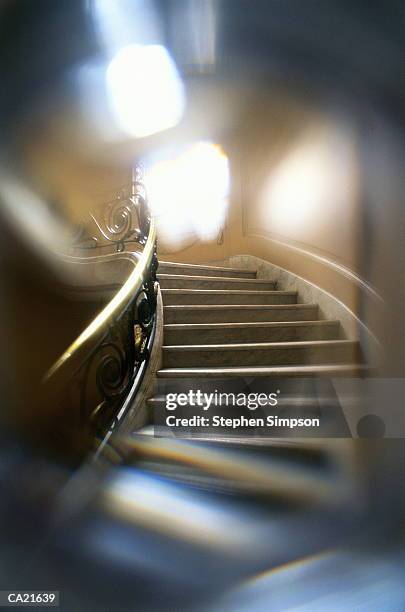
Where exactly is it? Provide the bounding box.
[96,342,128,400]
[72,170,150,252]
[49,164,158,445]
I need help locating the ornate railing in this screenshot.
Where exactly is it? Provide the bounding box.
[43,166,158,454]
[72,167,151,253]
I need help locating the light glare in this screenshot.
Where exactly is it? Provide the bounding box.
[106,44,185,138]
[258,127,356,237]
[145,142,229,248]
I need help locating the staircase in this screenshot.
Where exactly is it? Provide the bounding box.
[128,260,365,496]
[132,259,365,446]
[116,261,366,587]
[157,260,363,379]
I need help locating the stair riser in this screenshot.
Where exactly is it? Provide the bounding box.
[163,344,359,368]
[161,291,297,306]
[158,277,276,290]
[159,265,256,278]
[164,323,340,345]
[148,398,325,412]
[164,306,318,324]
[148,400,322,424]
[157,365,367,378]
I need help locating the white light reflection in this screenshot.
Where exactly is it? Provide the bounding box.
[258,127,356,237]
[103,469,265,555]
[106,44,185,139]
[145,142,230,249]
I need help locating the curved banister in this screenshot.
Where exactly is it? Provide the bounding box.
[43,167,159,445]
[45,218,156,380]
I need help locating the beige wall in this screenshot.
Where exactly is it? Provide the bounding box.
[157,92,369,317]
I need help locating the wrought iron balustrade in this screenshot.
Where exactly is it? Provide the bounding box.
[72,166,151,253]
[43,165,158,456]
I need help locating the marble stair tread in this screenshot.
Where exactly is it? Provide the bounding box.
[163,320,341,344]
[147,395,340,408]
[137,425,333,446]
[160,289,297,305]
[158,261,257,278]
[158,273,276,290]
[134,426,341,450]
[147,390,350,438]
[157,364,368,378]
[134,426,331,442]
[164,303,319,323]
[162,340,359,368]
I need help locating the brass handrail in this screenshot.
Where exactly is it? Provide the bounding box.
[45,218,156,381]
[42,168,159,444]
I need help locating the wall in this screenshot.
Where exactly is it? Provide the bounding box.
[157,91,374,320]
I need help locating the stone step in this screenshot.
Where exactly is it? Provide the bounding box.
[158,261,256,278]
[161,289,297,306]
[147,389,350,438]
[164,320,341,345]
[157,364,367,378]
[147,394,338,407]
[139,421,341,454]
[162,340,359,368]
[164,304,319,324]
[158,274,276,291]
